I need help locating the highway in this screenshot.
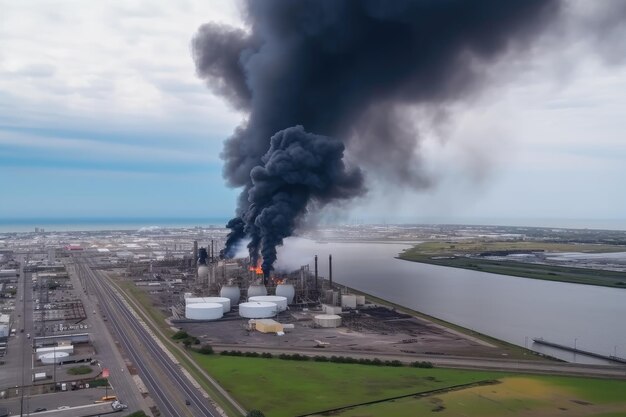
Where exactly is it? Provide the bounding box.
[75,257,221,417]
[66,260,147,415]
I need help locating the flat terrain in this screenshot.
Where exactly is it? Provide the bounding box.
[400,241,626,288]
[326,375,626,417]
[193,356,626,417]
[192,355,503,417]
[177,305,530,360]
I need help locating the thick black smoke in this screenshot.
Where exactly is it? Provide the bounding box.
[193,0,562,273]
[220,217,245,259]
[198,247,208,265]
[247,125,363,273]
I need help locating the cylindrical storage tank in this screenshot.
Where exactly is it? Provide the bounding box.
[341,294,357,309]
[355,295,366,306]
[185,302,223,320]
[40,351,69,364]
[191,297,230,313]
[247,284,268,298]
[248,295,288,312]
[220,285,241,306]
[275,284,295,304]
[239,301,277,319]
[197,265,209,281]
[314,314,342,328]
[185,297,209,304]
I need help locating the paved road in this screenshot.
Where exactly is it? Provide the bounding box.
[67,259,147,415]
[212,344,626,379]
[2,389,113,416]
[78,257,221,417]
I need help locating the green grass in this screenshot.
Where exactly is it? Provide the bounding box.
[399,241,626,289]
[544,375,626,403]
[67,365,93,375]
[409,241,625,254]
[324,375,626,417]
[192,355,504,417]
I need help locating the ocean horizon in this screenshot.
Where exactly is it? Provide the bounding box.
[1,216,626,234]
[0,217,232,233]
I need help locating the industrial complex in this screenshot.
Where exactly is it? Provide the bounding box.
[2,225,626,417]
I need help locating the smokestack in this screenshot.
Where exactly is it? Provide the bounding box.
[211,239,214,262]
[314,255,318,289]
[328,254,333,288]
[193,241,198,267]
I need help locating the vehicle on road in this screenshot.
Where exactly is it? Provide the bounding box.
[33,407,47,413]
[186,399,191,405]
[57,406,70,410]
[111,400,128,410]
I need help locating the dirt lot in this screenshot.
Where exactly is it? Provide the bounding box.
[176,304,520,359]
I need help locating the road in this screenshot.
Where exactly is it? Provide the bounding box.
[66,259,147,415]
[76,257,222,417]
[212,345,626,380]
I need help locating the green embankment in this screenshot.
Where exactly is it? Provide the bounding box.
[399,241,626,288]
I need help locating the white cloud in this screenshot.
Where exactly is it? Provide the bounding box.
[0,0,243,132]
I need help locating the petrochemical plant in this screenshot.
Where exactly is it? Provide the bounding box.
[178,241,356,331]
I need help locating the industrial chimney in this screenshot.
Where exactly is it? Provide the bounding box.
[314,255,318,288]
[328,254,333,288]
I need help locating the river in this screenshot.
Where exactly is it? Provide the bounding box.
[279,238,626,365]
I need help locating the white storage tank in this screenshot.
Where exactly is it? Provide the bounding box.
[275,284,295,304]
[247,284,268,298]
[314,314,342,328]
[239,301,277,319]
[355,295,366,306]
[185,302,223,320]
[36,345,74,359]
[249,295,288,312]
[341,294,357,309]
[187,297,230,313]
[220,285,241,306]
[185,297,207,304]
[197,265,209,281]
[323,304,342,315]
[40,351,69,364]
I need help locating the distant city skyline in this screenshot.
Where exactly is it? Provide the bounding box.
[1,1,625,227]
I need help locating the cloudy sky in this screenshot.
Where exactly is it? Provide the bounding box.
[1,1,625,228]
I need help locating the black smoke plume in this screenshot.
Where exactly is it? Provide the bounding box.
[193,0,561,273]
[198,247,208,265]
[248,125,363,274]
[220,217,245,259]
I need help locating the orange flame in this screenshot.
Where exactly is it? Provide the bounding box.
[249,265,263,275]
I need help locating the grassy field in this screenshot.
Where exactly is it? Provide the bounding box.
[192,355,504,417]
[326,375,626,417]
[399,241,626,288]
[193,356,626,417]
[408,241,625,254]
